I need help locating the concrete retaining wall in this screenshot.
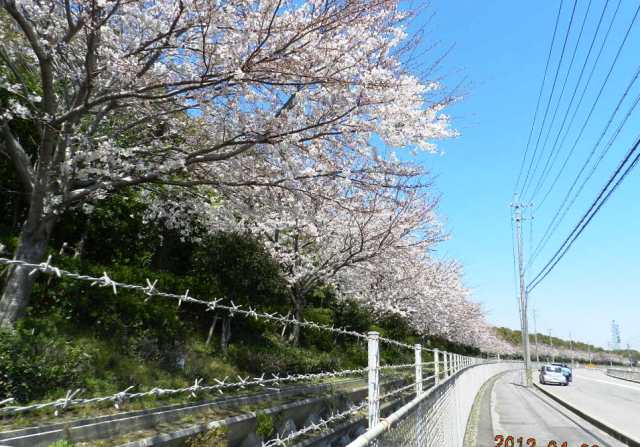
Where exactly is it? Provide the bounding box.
[0,377,408,447]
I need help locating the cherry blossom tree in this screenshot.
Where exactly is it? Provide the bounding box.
[0,0,456,327]
[210,173,442,344]
[338,252,521,354]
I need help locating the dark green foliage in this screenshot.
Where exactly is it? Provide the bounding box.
[26,256,187,355]
[255,411,275,439]
[50,193,162,268]
[0,327,95,402]
[229,338,340,375]
[0,187,480,405]
[192,232,289,309]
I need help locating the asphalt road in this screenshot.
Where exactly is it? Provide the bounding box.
[473,370,627,447]
[538,368,640,441]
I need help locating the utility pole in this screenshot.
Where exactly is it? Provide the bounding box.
[549,329,554,363]
[569,332,574,367]
[512,201,532,386]
[533,307,540,364]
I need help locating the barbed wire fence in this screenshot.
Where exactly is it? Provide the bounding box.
[0,256,498,446]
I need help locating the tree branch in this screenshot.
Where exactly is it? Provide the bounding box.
[0,122,35,194]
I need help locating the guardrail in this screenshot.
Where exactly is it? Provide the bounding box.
[607,368,640,384]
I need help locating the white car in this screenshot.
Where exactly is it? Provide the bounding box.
[539,365,568,386]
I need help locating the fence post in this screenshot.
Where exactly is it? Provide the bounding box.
[367,331,380,429]
[444,351,449,377]
[434,348,440,385]
[415,344,423,396]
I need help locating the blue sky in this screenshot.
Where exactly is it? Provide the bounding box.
[416,0,640,349]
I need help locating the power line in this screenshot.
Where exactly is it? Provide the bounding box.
[526,0,596,202]
[527,134,640,292]
[520,0,579,199]
[514,0,565,192]
[528,4,640,265]
[562,86,640,220]
[532,0,627,212]
[530,66,640,267]
[527,0,615,206]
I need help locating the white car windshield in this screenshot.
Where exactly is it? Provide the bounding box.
[545,366,562,373]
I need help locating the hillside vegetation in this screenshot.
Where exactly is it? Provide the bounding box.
[495,327,637,364]
[0,191,484,405]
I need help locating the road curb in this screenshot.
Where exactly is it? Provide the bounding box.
[606,370,640,385]
[533,382,640,447]
[463,369,510,447]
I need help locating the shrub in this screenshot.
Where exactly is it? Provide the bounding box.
[255,411,275,439]
[0,328,95,403]
[229,339,339,375]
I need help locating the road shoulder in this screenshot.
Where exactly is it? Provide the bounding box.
[464,370,506,447]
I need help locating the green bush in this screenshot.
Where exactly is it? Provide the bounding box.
[0,328,95,403]
[229,339,339,375]
[302,307,335,351]
[255,411,275,439]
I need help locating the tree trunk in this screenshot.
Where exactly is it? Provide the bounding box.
[288,291,305,347]
[220,317,231,355]
[0,217,54,329]
[205,315,219,346]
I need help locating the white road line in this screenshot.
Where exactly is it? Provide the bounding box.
[576,375,640,391]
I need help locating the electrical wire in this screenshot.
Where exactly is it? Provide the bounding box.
[533,0,627,212]
[527,0,595,201]
[527,134,640,292]
[520,0,579,199]
[529,65,640,267]
[514,0,565,193]
[526,0,615,205]
[563,87,640,223]
[529,4,640,265]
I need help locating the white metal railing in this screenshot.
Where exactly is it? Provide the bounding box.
[347,335,519,447]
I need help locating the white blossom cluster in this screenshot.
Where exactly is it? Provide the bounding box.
[0,0,518,351]
[2,0,457,211]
